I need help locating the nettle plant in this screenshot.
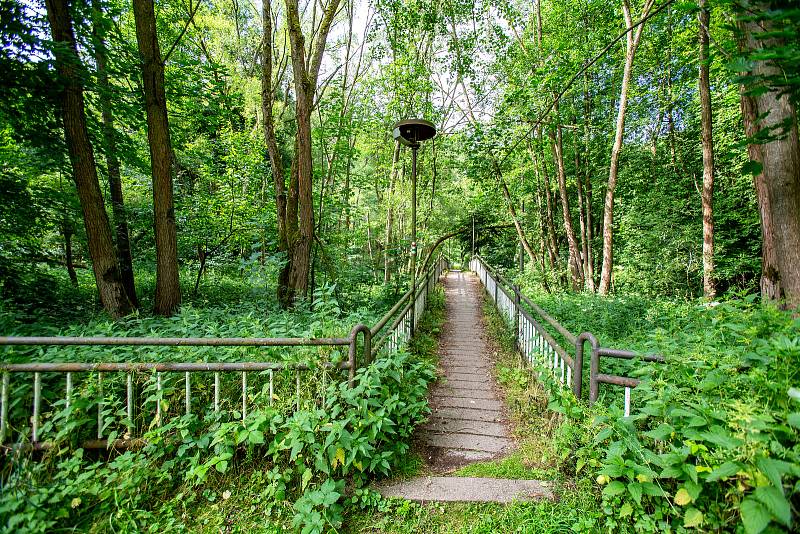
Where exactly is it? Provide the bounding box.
[0,350,435,534]
[578,302,800,533]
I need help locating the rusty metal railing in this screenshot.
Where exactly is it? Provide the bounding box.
[470,255,664,416]
[0,256,448,451]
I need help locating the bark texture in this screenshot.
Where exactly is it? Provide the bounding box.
[45,0,132,319]
[92,0,138,307]
[133,0,181,315]
[699,0,716,298]
[737,5,800,308]
[598,0,655,295]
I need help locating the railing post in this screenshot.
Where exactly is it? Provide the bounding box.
[348,324,371,386]
[513,285,521,350]
[574,332,598,400]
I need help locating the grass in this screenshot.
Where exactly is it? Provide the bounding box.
[343,291,602,533]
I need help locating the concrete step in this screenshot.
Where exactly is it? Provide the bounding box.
[376,476,554,503]
[430,405,505,422]
[420,431,512,453]
[422,417,508,437]
[433,396,504,411]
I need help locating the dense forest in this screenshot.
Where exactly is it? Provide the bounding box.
[0,0,799,532]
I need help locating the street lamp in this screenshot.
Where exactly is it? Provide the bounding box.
[392,118,436,337]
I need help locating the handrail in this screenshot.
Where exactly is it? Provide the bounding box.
[471,255,665,417]
[0,255,449,450]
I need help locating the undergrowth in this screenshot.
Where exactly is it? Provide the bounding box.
[0,287,443,533]
[509,270,800,533]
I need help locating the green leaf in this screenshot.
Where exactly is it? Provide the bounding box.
[742,160,763,177]
[301,468,313,491]
[741,497,771,534]
[684,507,703,528]
[644,423,674,441]
[602,481,626,497]
[619,502,633,518]
[787,413,800,428]
[675,488,692,506]
[754,486,791,527]
[627,482,642,505]
[699,425,743,449]
[756,457,792,493]
[706,461,741,481]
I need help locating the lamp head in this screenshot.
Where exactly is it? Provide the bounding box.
[392,119,436,148]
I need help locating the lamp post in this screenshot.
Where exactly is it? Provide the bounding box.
[392,118,436,337]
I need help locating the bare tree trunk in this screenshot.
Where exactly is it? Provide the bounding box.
[737,6,800,308]
[539,132,560,270]
[61,221,78,286]
[493,160,551,293]
[133,0,181,315]
[582,72,597,291]
[698,0,716,298]
[45,0,132,319]
[549,107,585,290]
[260,0,290,301]
[279,0,341,306]
[91,0,138,307]
[598,0,655,295]
[384,141,400,282]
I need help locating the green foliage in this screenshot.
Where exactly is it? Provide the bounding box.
[0,349,435,533]
[502,285,800,532]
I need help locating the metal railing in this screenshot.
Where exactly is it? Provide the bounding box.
[470,255,664,416]
[0,256,448,451]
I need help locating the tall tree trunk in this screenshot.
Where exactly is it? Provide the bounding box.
[61,221,78,286]
[549,108,585,290]
[582,72,597,291]
[493,159,551,293]
[91,0,138,307]
[598,0,655,295]
[133,0,181,315]
[44,0,132,319]
[384,141,400,283]
[737,5,800,308]
[259,0,340,306]
[260,0,290,300]
[538,130,560,269]
[698,0,716,298]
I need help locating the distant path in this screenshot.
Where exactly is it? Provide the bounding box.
[377,270,554,503]
[418,270,513,471]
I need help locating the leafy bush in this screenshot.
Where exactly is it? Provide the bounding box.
[0,350,435,533]
[493,283,800,533]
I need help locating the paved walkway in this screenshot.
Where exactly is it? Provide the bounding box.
[418,270,513,470]
[377,270,554,503]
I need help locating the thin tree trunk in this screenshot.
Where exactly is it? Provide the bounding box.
[698,0,716,298]
[61,221,78,286]
[598,0,654,295]
[384,141,400,283]
[493,159,551,293]
[260,0,290,301]
[91,0,138,307]
[737,6,800,308]
[549,107,585,290]
[583,73,596,291]
[133,0,181,315]
[44,0,132,319]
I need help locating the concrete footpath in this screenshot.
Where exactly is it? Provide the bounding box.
[377,270,554,503]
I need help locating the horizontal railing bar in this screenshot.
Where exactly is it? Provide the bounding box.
[597,347,665,362]
[370,264,439,338]
[0,336,350,347]
[596,373,640,388]
[0,362,350,373]
[475,255,578,344]
[517,307,574,368]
